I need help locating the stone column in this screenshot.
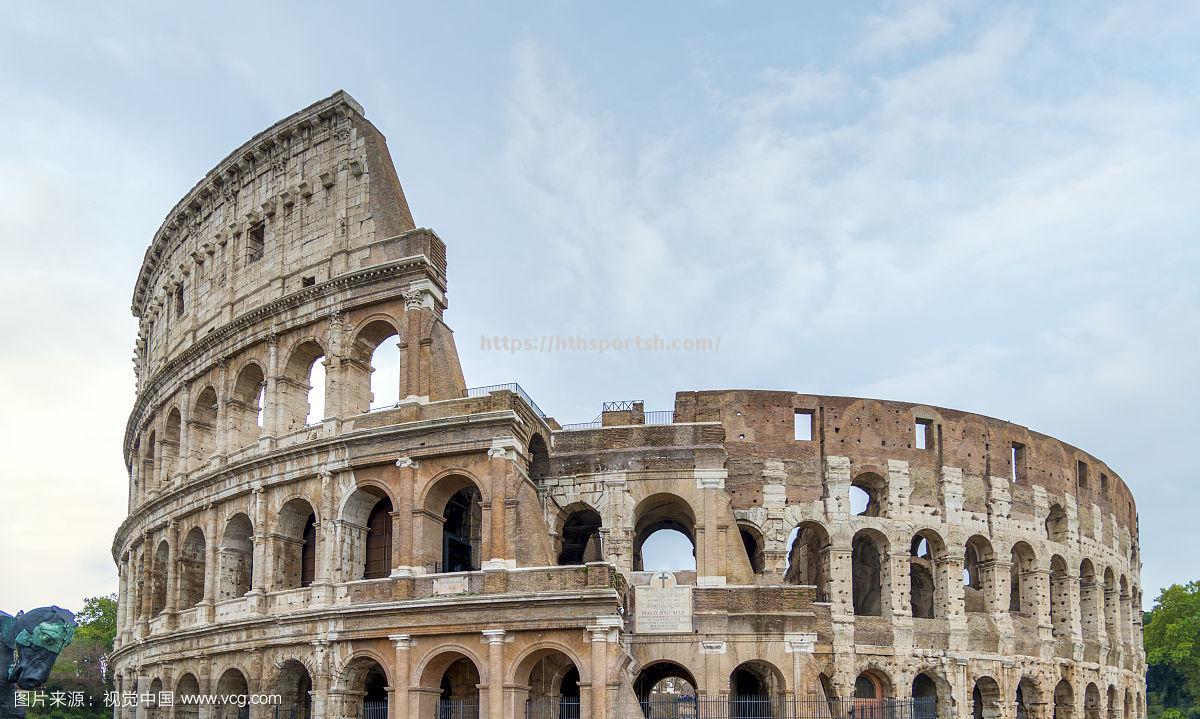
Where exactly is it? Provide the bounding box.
[483,629,506,719]
[214,360,229,459]
[587,624,610,719]
[784,634,818,701]
[310,640,331,719]
[115,559,128,647]
[177,383,192,482]
[139,536,153,636]
[392,459,418,575]
[1032,569,1055,657]
[164,520,179,628]
[264,335,279,439]
[312,468,336,603]
[695,468,728,585]
[486,448,511,567]
[248,485,267,612]
[201,504,218,622]
[389,635,414,719]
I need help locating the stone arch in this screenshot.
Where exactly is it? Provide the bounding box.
[421,474,485,573]
[218,513,254,600]
[1050,555,1072,639]
[175,672,201,719]
[1084,683,1101,719]
[910,669,952,719]
[1122,688,1133,719]
[416,648,483,717]
[279,338,327,433]
[1080,559,1100,647]
[528,433,551,484]
[146,677,164,719]
[1046,504,1069,543]
[852,529,889,616]
[149,539,170,616]
[190,385,218,466]
[163,407,182,480]
[972,676,1001,719]
[851,471,887,517]
[340,483,395,581]
[633,493,697,572]
[963,535,994,613]
[340,653,391,719]
[909,529,947,619]
[1119,575,1132,647]
[1015,676,1042,719]
[556,503,603,566]
[1053,679,1074,719]
[737,522,766,574]
[229,361,266,449]
[785,521,831,602]
[511,644,585,719]
[1106,686,1118,719]
[215,667,251,719]
[634,660,698,708]
[729,660,786,718]
[179,527,206,607]
[274,496,318,589]
[1102,567,1117,648]
[1010,541,1038,614]
[349,316,402,412]
[142,427,156,492]
[273,659,314,719]
[853,668,891,715]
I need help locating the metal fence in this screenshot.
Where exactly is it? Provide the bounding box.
[438,699,481,719]
[464,383,547,419]
[527,697,583,719]
[636,697,937,719]
[642,410,675,425]
[360,701,388,719]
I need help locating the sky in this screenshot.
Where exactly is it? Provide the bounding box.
[1,1,1198,613]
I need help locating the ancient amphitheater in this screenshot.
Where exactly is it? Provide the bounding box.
[111,91,1145,719]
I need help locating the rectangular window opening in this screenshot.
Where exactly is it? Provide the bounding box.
[1010,442,1026,483]
[301,275,316,288]
[915,419,933,450]
[1077,460,1089,491]
[174,284,185,318]
[247,223,265,264]
[793,410,813,441]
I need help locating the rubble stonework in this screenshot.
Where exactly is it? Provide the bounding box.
[111,92,1145,719]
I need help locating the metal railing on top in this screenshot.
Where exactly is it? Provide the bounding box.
[643,410,675,425]
[359,701,388,719]
[438,699,481,719]
[464,383,547,419]
[635,697,937,719]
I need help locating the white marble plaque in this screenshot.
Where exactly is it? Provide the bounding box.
[433,575,468,595]
[635,571,693,634]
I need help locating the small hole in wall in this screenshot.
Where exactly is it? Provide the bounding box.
[738,434,745,440]
[302,275,316,287]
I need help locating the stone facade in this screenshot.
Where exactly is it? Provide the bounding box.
[111,92,1145,719]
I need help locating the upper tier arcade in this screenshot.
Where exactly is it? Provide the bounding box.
[124,91,466,468]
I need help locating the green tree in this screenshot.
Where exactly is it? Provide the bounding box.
[27,594,116,719]
[1145,581,1200,716]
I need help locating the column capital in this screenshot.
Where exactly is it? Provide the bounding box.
[395,457,419,469]
[389,634,416,649]
[694,468,727,490]
[481,629,506,644]
[784,632,817,653]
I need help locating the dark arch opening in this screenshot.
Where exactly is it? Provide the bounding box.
[636,662,697,716]
[911,673,939,719]
[529,434,551,484]
[558,507,603,566]
[785,522,831,602]
[444,486,482,572]
[364,496,393,580]
[739,525,765,574]
[852,532,885,616]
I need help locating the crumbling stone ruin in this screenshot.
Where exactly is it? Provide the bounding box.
[111,91,1145,719]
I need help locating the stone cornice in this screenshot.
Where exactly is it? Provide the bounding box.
[131,90,364,316]
[123,253,432,464]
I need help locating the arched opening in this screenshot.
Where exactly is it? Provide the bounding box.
[1084,683,1101,719]
[179,528,206,607]
[853,670,889,717]
[443,486,483,573]
[1080,559,1099,649]
[150,540,169,616]
[852,530,888,616]
[1046,504,1068,543]
[729,661,784,718]
[340,486,394,581]
[909,531,945,619]
[1106,686,1118,719]
[230,363,266,448]
[1123,689,1133,719]
[163,408,182,480]
[345,657,390,719]
[850,472,886,516]
[529,434,551,485]
[175,673,201,719]
[275,660,313,719]
[350,319,401,412]
[147,678,164,719]
[1103,568,1117,652]
[738,524,765,574]
[191,386,218,466]
[215,668,250,719]
[963,535,994,613]
[436,655,481,718]
[557,506,603,566]
[274,498,318,590]
[972,676,1001,719]
[785,522,831,602]
[633,494,696,572]
[1119,576,1131,648]
[280,340,327,432]
[218,514,254,600]
[635,661,697,716]
[143,429,157,491]
[911,673,940,719]
[1015,677,1040,719]
[1053,680,1074,719]
[520,649,581,719]
[1010,542,1038,614]
[1050,555,1071,639]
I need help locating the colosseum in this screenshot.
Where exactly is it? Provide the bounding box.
[110,91,1145,719]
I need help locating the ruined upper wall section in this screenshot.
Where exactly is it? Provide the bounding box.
[130,91,433,382]
[673,389,1137,533]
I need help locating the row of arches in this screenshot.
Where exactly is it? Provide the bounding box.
[133,318,411,503]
